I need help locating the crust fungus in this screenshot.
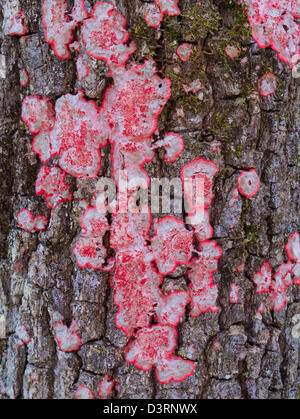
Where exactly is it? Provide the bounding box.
[8,11,27,36]
[73,206,109,270]
[42,0,88,59]
[258,72,277,97]
[35,166,73,209]
[53,319,82,352]
[151,217,193,275]
[144,3,164,28]
[99,376,114,398]
[124,325,194,384]
[242,0,300,64]
[17,209,48,232]
[75,385,94,399]
[252,261,272,293]
[154,133,184,163]
[177,43,193,62]
[237,169,260,198]
[76,55,89,80]
[225,45,239,59]
[81,2,136,70]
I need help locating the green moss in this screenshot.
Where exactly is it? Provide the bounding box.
[236,145,243,157]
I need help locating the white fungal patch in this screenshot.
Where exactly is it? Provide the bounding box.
[2,0,20,35]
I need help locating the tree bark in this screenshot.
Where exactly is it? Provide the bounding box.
[0,0,299,399]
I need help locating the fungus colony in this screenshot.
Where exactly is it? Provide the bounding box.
[12,0,299,391]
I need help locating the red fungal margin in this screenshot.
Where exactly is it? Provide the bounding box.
[252,261,272,293]
[188,241,222,317]
[124,325,194,384]
[8,11,27,36]
[154,0,181,17]
[181,158,219,210]
[53,319,82,352]
[76,55,89,81]
[144,4,164,28]
[35,166,73,209]
[99,376,114,399]
[242,0,300,64]
[81,2,136,70]
[258,72,277,97]
[73,206,109,270]
[22,95,56,163]
[42,0,88,60]
[17,209,48,232]
[155,132,184,163]
[177,43,193,62]
[52,91,109,179]
[237,169,260,198]
[151,217,193,275]
[225,45,239,59]
[75,385,94,400]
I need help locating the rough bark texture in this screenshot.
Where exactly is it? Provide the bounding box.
[0,0,299,399]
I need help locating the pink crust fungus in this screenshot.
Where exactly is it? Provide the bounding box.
[182,79,202,95]
[154,132,184,163]
[35,166,73,209]
[151,217,193,275]
[124,325,194,384]
[75,385,94,400]
[154,0,181,16]
[16,325,30,347]
[144,3,164,28]
[229,284,240,303]
[42,0,88,60]
[99,376,114,398]
[8,11,27,36]
[110,208,190,337]
[22,92,109,177]
[252,261,272,293]
[101,59,171,140]
[188,241,222,316]
[181,158,219,211]
[20,69,29,87]
[53,319,82,352]
[76,55,89,81]
[81,2,136,70]
[73,206,109,270]
[237,169,261,198]
[225,45,239,59]
[17,209,48,232]
[242,0,300,64]
[177,43,193,62]
[269,261,294,311]
[187,209,213,242]
[21,95,56,163]
[258,72,277,97]
[285,232,300,284]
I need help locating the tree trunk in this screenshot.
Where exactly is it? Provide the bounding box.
[0,0,299,399]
